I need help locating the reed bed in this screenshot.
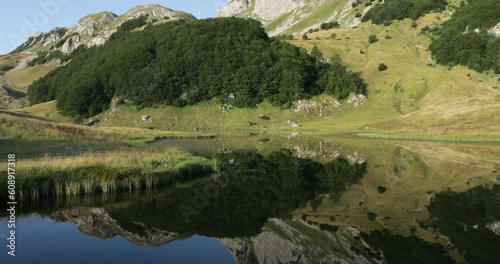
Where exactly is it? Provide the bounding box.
[0,148,218,202]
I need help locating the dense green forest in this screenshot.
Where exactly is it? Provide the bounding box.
[28,18,366,119]
[429,0,500,73]
[362,0,447,25]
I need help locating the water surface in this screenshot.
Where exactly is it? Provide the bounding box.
[1,135,499,263]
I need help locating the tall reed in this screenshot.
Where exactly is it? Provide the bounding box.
[0,148,218,203]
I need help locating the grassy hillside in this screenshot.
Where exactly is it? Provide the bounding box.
[291,12,500,137]
[75,12,498,140]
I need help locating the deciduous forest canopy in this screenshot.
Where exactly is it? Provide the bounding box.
[28,18,367,118]
[362,0,448,25]
[429,0,500,73]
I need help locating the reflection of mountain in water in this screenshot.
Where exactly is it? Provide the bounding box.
[22,145,500,263]
[220,218,382,264]
[51,207,189,247]
[45,150,371,262]
[106,150,366,238]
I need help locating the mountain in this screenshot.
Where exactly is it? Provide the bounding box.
[217,0,364,36]
[12,4,196,54]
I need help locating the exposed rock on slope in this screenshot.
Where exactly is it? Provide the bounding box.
[217,0,252,17]
[217,0,362,35]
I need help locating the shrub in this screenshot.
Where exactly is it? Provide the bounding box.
[378,63,388,71]
[368,34,378,43]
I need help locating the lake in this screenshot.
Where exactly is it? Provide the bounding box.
[1,134,499,263]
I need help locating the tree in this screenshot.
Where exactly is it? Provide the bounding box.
[311,45,323,62]
[302,33,309,40]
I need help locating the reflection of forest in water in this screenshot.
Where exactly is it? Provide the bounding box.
[4,139,500,263]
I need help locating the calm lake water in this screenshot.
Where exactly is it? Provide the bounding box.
[1,134,499,263]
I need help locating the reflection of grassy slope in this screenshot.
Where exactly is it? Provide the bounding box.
[361,230,454,264]
[293,138,499,246]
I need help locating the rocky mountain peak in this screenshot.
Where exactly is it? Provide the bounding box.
[11,4,196,55]
[217,0,253,17]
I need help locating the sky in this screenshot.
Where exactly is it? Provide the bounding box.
[0,0,226,55]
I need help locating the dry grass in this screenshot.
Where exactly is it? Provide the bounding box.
[4,63,57,92]
[0,110,215,143]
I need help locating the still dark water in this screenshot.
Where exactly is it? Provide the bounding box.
[1,135,499,263]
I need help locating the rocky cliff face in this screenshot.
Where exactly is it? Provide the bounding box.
[217,0,360,36]
[219,218,384,264]
[13,4,196,54]
[218,0,324,21]
[217,0,253,17]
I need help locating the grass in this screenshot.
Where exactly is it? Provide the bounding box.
[4,62,57,92]
[358,132,500,143]
[0,148,218,202]
[16,101,73,123]
[0,110,215,144]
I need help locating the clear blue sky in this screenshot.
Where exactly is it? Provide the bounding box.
[0,0,226,55]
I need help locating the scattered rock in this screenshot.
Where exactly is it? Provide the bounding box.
[486,221,500,235]
[346,94,367,108]
[287,120,299,127]
[141,115,149,121]
[347,151,367,164]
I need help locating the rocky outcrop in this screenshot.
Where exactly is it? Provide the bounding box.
[217,0,253,17]
[218,0,319,21]
[219,218,383,264]
[486,221,500,236]
[217,0,324,36]
[12,27,68,53]
[217,0,359,35]
[488,22,500,37]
